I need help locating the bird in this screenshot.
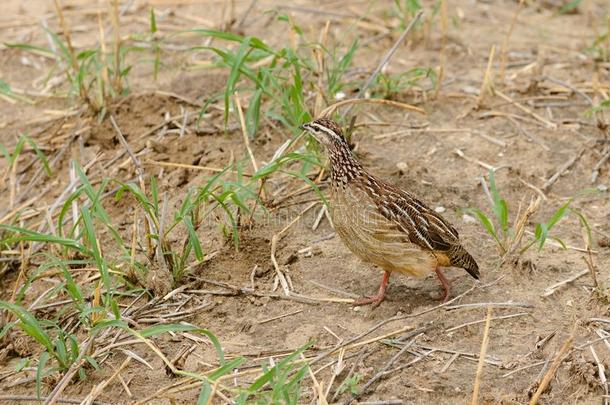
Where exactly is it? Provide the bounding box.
[299,117,479,307]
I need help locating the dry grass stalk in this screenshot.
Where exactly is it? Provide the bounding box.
[541,269,589,297]
[109,0,122,94]
[81,357,132,405]
[581,226,600,290]
[44,337,96,405]
[496,90,556,128]
[97,11,111,103]
[542,147,585,191]
[589,346,609,403]
[446,312,529,333]
[476,45,496,108]
[145,159,251,177]
[233,92,259,173]
[347,332,422,403]
[314,21,331,116]
[302,353,329,405]
[53,0,88,102]
[504,195,541,258]
[499,0,525,83]
[321,98,426,118]
[528,333,574,405]
[471,306,493,405]
[270,202,318,295]
[434,0,447,99]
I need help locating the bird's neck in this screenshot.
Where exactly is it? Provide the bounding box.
[328,143,364,188]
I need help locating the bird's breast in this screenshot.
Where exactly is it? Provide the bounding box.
[329,186,437,277]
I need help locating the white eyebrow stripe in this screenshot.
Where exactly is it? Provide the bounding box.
[311,123,341,140]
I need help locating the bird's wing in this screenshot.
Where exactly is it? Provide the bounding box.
[359,178,459,252]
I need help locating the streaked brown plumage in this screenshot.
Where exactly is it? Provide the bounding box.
[300,118,479,307]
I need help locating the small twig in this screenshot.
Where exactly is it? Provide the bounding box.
[502,360,546,378]
[233,92,258,173]
[498,0,524,83]
[0,396,107,405]
[179,106,188,138]
[322,98,425,118]
[270,202,318,296]
[256,309,303,325]
[447,312,530,333]
[476,45,496,107]
[529,334,574,405]
[439,352,460,373]
[81,357,132,405]
[507,116,550,151]
[144,159,251,176]
[306,279,359,299]
[496,90,556,128]
[109,114,145,190]
[591,147,610,183]
[445,301,533,310]
[471,307,493,405]
[590,346,608,404]
[542,147,585,191]
[331,347,367,401]
[541,269,589,297]
[44,337,96,405]
[344,333,422,403]
[542,76,594,106]
[454,149,495,171]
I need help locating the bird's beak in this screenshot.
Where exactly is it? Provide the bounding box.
[298,124,306,131]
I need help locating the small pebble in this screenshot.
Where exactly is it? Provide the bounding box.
[396,162,408,171]
[597,184,608,192]
[435,206,446,213]
[335,91,346,100]
[353,306,361,312]
[462,85,479,95]
[462,214,476,223]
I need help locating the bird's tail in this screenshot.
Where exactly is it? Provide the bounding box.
[449,245,480,279]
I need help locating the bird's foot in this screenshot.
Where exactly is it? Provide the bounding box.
[354,293,385,308]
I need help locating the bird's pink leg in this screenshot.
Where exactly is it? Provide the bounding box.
[354,271,391,308]
[434,267,451,302]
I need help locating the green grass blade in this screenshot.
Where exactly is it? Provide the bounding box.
[36,352,50,400]
[150,7,157,33]
[245,88,263,139]
[197,381,212,405]
[81,206,110,289]
[0,301,55,356]
[0,80,35,104]
[571,208,592,247]
[183,216,204,261]
[4,42,57,59]
[223,38,255,126]
[546,200,572,230]
[0,142,11,162]
[208,357,244,380]
[468,208,502,248]
[24,135,52,176]
[0,224,86,253]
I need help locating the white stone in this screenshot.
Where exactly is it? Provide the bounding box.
[462,214,476,223]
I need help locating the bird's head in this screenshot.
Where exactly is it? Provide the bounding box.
[299,118,346,149]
